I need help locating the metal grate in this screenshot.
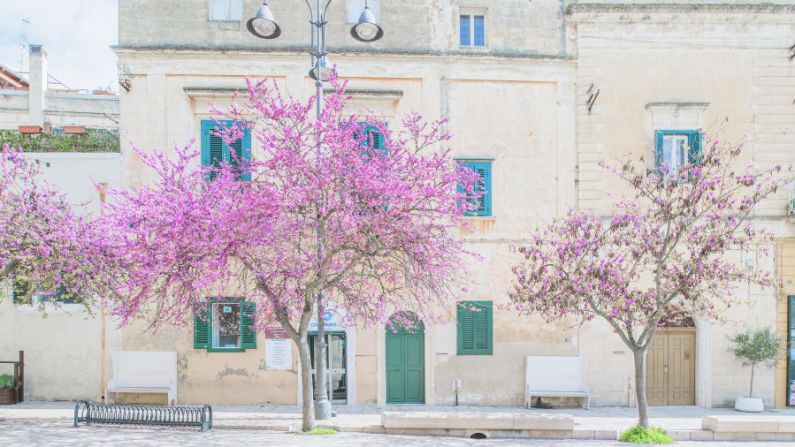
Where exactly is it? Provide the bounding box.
[73,401,212,431]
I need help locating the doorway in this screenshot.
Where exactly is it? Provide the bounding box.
[308,332,347,404]
[385,314,425,404]
[647,327,696,405]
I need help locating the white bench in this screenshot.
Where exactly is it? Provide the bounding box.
[106,351,177,405]
[525,355,590,409]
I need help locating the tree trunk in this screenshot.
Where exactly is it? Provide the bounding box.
[633,348,650,428]
[295,332,316,431]
[749,363,756,398]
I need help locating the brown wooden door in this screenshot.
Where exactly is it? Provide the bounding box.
[646,329,695,405]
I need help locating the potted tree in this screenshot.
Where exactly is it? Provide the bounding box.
[731,328,782,412]
[0,373,17,405]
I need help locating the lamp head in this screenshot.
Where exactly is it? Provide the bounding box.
[350,5,383,42]
[247,1,281,39]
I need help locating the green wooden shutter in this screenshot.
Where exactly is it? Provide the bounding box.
[654,130,664,170]
[359,122,387,158]
[240,126,252,181]
[201,120,250,181]
[687,130,702,166]
[459,161,492,217]
[200,120,223,169]
[241,301,257,349]
[193,302,210,349]
[457,301,493,355]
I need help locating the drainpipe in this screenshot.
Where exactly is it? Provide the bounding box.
[98,183,107,402]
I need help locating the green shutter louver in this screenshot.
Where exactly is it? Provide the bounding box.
[200,119,251,181]
[241,301,257,349]
[687,130,702,166]
[457,301,493,355]
[457,161,492,217]
[193,302,210,350]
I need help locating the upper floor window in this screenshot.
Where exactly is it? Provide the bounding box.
[209,0,243,21]
[200,119,251,181]
[459,14,485,47]
[654,130,702,178]
[457,160,492,217]
[357,122,387,159]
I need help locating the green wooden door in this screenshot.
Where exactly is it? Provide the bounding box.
[385,319,425,404]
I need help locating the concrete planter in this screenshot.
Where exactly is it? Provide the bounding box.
[734,397,764,413]
[0,388,18,405]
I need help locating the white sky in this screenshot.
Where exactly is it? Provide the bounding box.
[0,0,118,91]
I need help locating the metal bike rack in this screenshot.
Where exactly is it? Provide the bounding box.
[73,400,212,431]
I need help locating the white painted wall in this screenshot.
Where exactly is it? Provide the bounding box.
[0,153,123,401]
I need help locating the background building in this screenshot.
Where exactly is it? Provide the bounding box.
[0,44,122,401]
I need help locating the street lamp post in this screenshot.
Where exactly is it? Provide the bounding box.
[247,0,383,421]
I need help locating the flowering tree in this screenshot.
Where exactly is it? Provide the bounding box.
[97,78,478,430]
[509,139,792,427]
[0,144,100,309]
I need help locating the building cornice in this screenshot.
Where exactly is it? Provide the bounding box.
[566,2,795,16]
[112,45,574,63]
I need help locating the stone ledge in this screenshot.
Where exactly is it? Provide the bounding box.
[702,415,795,433]
[381,411,574,431]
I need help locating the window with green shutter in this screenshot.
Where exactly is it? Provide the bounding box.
[357,122,387,159]
[456,160,492,217]
[193,297,256,352]
[654,129,702,176]
[457,301,493,355]
[200,119,252,181]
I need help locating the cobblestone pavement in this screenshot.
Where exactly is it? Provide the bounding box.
[0,419,790,447]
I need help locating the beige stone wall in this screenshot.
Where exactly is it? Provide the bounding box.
[569,4,795,407]
[114,44,576,405]
[101,1,795,408]
[118,0,565,56]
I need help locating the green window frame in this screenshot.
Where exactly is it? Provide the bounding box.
[654,129,702,172]
[193,297,256,352]
[200,119,252,181]
[457,300,493,355]
[456,160,492,217]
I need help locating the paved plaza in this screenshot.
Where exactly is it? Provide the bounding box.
[3,402,795,446]
[0,419,791,447]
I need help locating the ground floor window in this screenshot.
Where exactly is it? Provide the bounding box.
[193,298,256,352]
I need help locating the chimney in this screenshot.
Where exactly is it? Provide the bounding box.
[28,45,48,125]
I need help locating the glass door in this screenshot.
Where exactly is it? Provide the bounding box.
[308,332,347,404]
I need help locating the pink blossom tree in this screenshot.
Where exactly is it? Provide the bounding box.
[97,78,478,430]
[509,139,793,427]
[0,144,102,309]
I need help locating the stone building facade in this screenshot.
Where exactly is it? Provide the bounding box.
[4,0,795,409]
